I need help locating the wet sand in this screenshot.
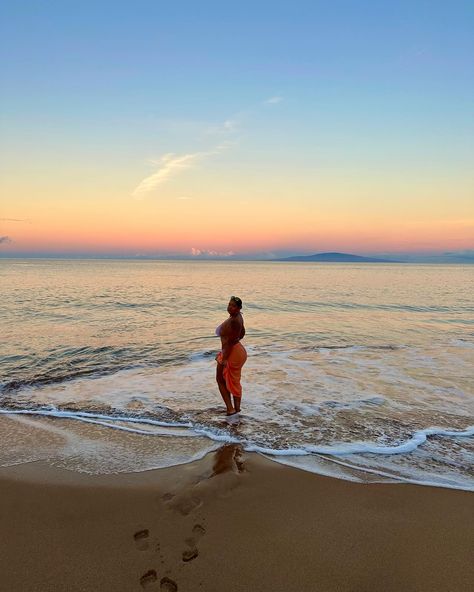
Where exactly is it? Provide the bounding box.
[0,445,473,592]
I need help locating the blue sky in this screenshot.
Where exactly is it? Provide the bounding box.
[1,1,473,259]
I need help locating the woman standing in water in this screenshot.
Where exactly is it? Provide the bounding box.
[215,296,247,419]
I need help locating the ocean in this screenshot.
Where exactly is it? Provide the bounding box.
[1,259,473,490]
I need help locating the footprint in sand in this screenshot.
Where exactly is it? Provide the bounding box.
[134,529,150,551]
[182,524,206,563]
[160,577,178,592]
[182,547,199,562]
[140,569,158,589]
[166,494,203,516]
[140,571,178,591]
[192,524,206,538]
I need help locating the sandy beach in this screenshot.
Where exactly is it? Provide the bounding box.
[1,443,473,592]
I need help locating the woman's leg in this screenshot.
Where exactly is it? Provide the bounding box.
[232,395,241,413]
[216,363,235,414]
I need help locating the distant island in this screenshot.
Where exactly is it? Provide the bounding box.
[275,252,396,263]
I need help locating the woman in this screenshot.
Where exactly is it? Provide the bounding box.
[215,296,247,418]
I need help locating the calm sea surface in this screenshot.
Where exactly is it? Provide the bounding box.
[1,259,473,489]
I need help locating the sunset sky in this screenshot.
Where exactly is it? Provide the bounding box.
[1,1,473,259]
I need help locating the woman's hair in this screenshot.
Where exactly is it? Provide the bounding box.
[230,296,243,309]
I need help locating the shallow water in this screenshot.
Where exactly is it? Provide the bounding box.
[1,259,473,489]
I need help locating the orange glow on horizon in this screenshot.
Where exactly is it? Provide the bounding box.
[3,217,473,255]
[2,173,473,256]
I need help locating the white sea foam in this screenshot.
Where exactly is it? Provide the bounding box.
[3,408,473,454]
[1,407,473,489]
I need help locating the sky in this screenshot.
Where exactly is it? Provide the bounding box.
[1,1,473,259]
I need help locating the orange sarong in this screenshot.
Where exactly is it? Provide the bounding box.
[217,342,247,398]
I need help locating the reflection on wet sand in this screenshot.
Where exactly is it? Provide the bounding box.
[212,444,245,476]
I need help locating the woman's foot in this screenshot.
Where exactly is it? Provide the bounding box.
[225,411,240,424]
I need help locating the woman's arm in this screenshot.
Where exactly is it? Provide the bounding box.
[220,318,242,363]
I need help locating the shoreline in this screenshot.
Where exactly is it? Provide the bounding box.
[1,410,473,492]
[1,447,473,591]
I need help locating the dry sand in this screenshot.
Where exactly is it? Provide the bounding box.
[1,444,473,592]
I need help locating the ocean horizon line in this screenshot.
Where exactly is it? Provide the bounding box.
[1,254,473,264]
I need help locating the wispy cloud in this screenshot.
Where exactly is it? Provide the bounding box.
[264,95,283,104]
[132,153,201,199]
[0,218,29,222]
[0,236,12,244]
[131,142,232,199]
[132,94,281,198]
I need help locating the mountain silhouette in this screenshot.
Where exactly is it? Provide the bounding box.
[276,252,396,262]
